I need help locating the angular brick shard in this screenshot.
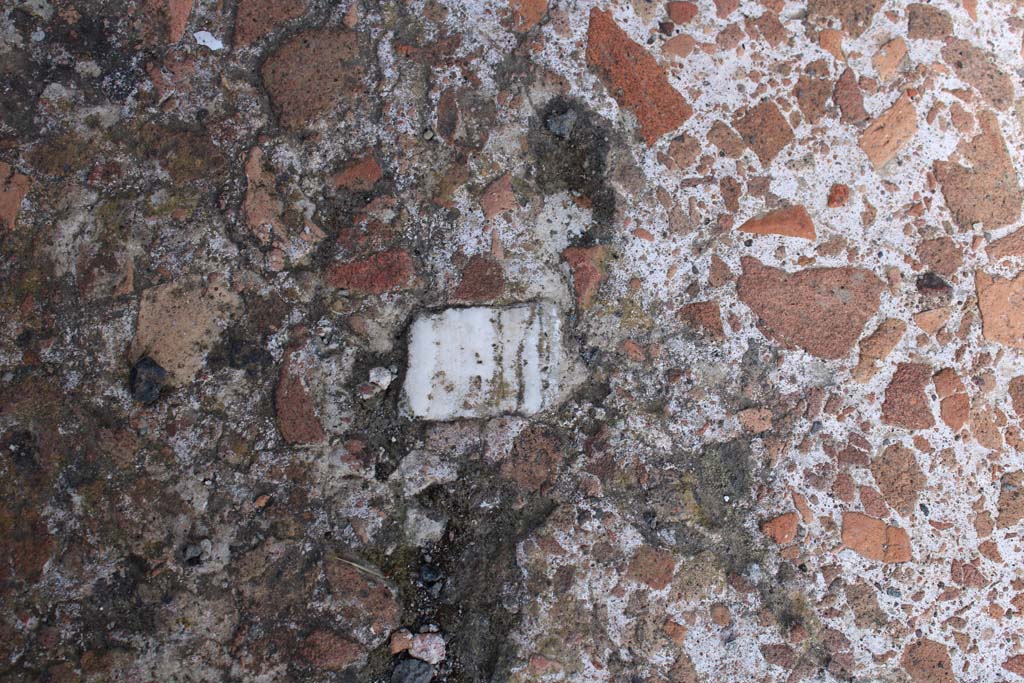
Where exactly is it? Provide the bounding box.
[807,0,883,38]
[261,28,364,131]
[935,111,1021,230]
[907,3,952,40]
[326,250,415,294]
[299,630,364,671]
[841,512,911,562]
[275,350,325,445]
[0,162,30,231]
[852,318,905,382]
[586,9,691,145]
[738,205,815,240]
[509,0,548,32]
[988,228,1024,262]
[834,68,868,124]
[942,38,1013,111]
[403,304,569,420]
[902,638,955,683]
[872,37,907,81]
[627,545,676,590]
[997,471,1024,528]
[131,278,242,386]
[332,154,382,192]
[235,0,304,46]
[976,271,1024,347]
[454,255,504,302]
[733,100,794,165]
[859,93,917,169]
[871,444,925,516]
[882,363,934,430]
[168,0,193,43]
[562,246,609,310]
[736,257,884,359]
[760,512,798,544]
[1005,655,1024,677]
[677,301,725,339]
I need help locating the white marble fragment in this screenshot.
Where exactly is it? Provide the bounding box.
[194,31,224,50]
[402,303,567,420]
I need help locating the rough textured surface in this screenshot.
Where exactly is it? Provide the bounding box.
[4,1,1024,682]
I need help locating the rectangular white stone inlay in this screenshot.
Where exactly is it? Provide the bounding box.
[403,303,565,420]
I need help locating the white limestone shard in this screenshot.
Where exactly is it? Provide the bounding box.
[402,303,568,420]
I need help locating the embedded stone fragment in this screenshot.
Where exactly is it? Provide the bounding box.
[677,301,725,339]
[131,278,241,386]
[852,318,905,382]
[918,236,962,276]
[275,348,325,445]
[841,512,911,562]
[332,154,382,192]
[300,630,365,671]
[562,246,609,309]
[760,512,798,544]
[834,68,868,124]
[907,4,952,40]
[454,255,504,302]
[871,444,925,517]
[409,633,446,664]
[859,93,917,169]
[509,0,547,32]
[807,0,883,38]
[935,111,1021,230]
[738,205,815,240]
[942,39,1013,111]
[872,37,906,81]
[586,9,691,145]
[403,304,569,420]
[736,257,884,359]
[997,471,1024,528]
[480,173,516,218]
[988,228,1024,262]
[235,0,304,46]
[733,100,794,165]
[168,0,193,43]
[976,271,1024,347]
[242,147,287,245]
[326,250,416,294]
[882,363,934,429]
[500,425,563,493]
[0,162,29,231]
[261,27,364,130]
[902,638,955,683]
[627,545,676,590]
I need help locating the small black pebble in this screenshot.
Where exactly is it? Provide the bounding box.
[183,544,203,567]
[545,108,578,139]
[419,564,443,584]
[391,658,433,683]
[130,356,167,405]
[915,272,951,295]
